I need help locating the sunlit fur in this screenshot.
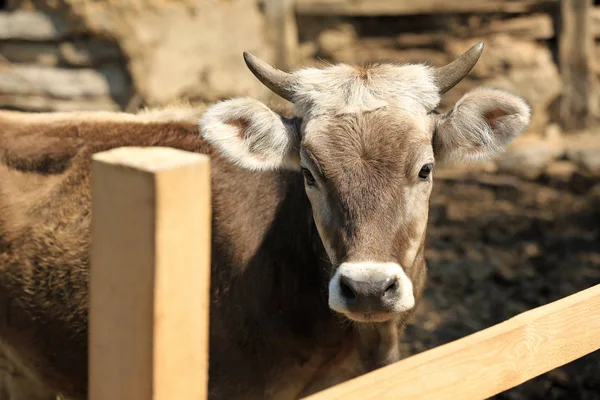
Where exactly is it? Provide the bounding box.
[0,57,531,400]
[291,63,440,118]
[434,87,532,162]
[200,97,300,171]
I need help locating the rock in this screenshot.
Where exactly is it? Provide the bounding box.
[0,39,122,67]
[545,161,578,182]
[421,311,443,332]
[445,203,468,221]
[97,0,269,105]
[0,94,120,112]
[445,36,561,133]
[494,263,518,283]
[0,42,61,67]
[328,36,450,66]
[59,40,123,67]
[435,160,498,180]
[298,41,318,63]
[316,23,357,58]
[544,123,562,140]
[17,0,274,106]
[547,369,570,386]
[565,132,600,177]
[522,242,541,258]
[0,10,75,40]
[0,64,130,111]
[0,65,129,100]
[469,262,494,281]
[477,13,554,40]
[571,150,600,176]
[590,183,600,208]
[495,133,565,180]
[446,35,545,77]
[534,186,560,207]
[540,125,571,178]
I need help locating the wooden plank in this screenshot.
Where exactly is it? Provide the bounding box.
[0,10,75,40]
[263,0,299,70]
[559,0,599,130]
[394,13,554,48]
[303,284,600,400]
[473,13,554,39]
[595,43,600,74]
[296,0,558,16]
[89,147,211,400]
[591,6,600,37]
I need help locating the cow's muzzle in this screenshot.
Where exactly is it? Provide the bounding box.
[328,262,415,322]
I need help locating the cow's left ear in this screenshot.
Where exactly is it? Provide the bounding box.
[433,88,531,162]
[200,97,300,171]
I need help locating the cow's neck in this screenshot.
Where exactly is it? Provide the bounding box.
[211,166,342,342]
[211,165,419,398]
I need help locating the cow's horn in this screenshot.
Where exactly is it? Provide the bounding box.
[433,42,484,94]
[243,52,296,102]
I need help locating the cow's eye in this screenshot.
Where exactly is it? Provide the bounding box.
[301,167,316,186]
[418,163,433,180]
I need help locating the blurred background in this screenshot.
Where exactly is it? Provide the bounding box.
[0,0,598,399]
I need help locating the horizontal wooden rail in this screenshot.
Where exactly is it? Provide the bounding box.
[304,284,600,400]
[89,147,211,400]
[295,0,558,16]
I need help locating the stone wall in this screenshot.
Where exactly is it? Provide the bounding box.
[0,0,598,179]
[0,0,276,111]
[293,8,600,181]
[296,12,561,133]
[0,9,131,111]
[0,2,597,398]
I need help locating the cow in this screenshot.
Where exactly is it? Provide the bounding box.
[0,41,531,400]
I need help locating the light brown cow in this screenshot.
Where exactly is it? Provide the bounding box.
[0,42,530,399]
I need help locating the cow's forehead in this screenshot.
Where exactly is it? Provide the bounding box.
[301,110,434,192]
[291,63,441,118]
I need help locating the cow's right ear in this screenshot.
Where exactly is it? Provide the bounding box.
[199,97,300,171]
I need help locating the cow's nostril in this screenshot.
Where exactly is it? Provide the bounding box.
[339,277,356,300]
[384,279,398,294]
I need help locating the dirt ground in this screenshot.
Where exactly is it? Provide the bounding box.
[401,168,600,400]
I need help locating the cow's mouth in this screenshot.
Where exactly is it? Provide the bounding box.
[345,312,393,323]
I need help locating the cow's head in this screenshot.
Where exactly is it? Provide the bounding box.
[200,42,530,323]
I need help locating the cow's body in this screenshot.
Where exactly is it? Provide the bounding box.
[0,43,532,400]
[0,110,379,399]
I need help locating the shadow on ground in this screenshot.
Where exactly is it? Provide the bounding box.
[402,171,600,400]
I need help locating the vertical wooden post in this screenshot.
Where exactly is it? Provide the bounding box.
[559,0,599,130]
[263,0,299,70]
[89,147,211,400]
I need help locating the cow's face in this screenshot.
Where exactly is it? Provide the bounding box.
[200,43,531,323]
[298,110,434,322]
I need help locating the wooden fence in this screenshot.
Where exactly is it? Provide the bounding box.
[88,146,600,400]
[89,147,211,400]
[264,0,600,131]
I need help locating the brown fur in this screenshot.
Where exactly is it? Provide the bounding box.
[300,111,431,370]
[225,118,251,140]
[302,111,432,266]
[0,109,429,400]
[0,112,381,399]
[355,66,370,80]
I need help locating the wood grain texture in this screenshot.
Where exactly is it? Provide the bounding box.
[304,284,600,400]
[264,0,299,70]
[591,7,600,37]
[296,0,557,16]
[559,0,599,130]
[393,13,554,48]
[89,147,211,400]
